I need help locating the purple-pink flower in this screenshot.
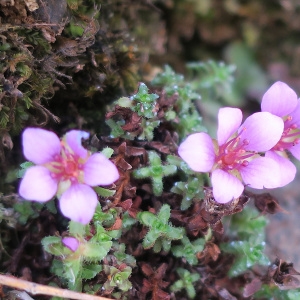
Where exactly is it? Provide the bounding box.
[178,107,285,203]
[261,81,299,186]
[19,128,119,224]
[62,237,79,252]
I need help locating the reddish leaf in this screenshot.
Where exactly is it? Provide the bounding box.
[253,192,287,215]
[243,278,262,297]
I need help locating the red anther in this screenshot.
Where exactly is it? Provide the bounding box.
[242,160,249,167]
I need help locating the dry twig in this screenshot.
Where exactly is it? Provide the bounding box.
[0,274,112,300]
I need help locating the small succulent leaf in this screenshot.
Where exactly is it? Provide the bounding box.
[166,155,183,167]
[137,211,158,226]
[165,226,184,240]
[101,147,114,159]
[133,167,151,178]
[230,207,267,238]
[119,280,132,292]
[106,119,125,138]
[94,186,116,197]
[191,238,205,251]
[152,177,163,196]
[172,245,185,258]
[122,211,137,230]
[117,96,132,107]
[103,265,115,275]
[161,238,172,252]
[171,279,184,291]
[163,164,177,176]
[190,273,201,282]
[228,255,249,278]
[180,197,193,210]
[157,204,171,223]
[153,238,163,253]
[148,151,161,165]
[186,285,197,299]
[143,230,160,249]
[287,290,300,300]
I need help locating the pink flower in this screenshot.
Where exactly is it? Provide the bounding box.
[19,128,119,224]
[261,81,299,186]
[178,107,284,203]
[62,237,79,252]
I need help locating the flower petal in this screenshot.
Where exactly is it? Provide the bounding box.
[217,107,242,145]
[84,153,119,186]
[178,133,215,172]
[62,237,79,252]
[19,166,58,201]
[59,184,98,224]
[265,151,296,187]
[211,169,244,204]
[288,142,300,160]
[65,130,90,159]
[239,112,284,152]
[261,81,298,117]
[22,128,61,164]
[240,156,281,189]
[287,99,300,128]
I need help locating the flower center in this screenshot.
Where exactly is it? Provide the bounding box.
[272,116,300,151]
[64,158,79,178]
[216,129,255,171]
[47,143,87,183]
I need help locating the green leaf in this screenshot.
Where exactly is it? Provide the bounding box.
[83,241,112,261]
[106,119,125,138]
[221,240,270,277]
[69,221,87,237]
[132,167,151,178]
[13,201,43,224]
[163,164,177,176]
[42,236,65,256]
[64,259,82,284]
[18,161,34,178]
[172,236,204,265]
[131,83,159,119]
[152,176,163,196]
[157,204,170,222]
[166,226,184,240]
[171,268,200,299]
[117,97,132,107]
[137,211,157,226]
[228,206,267,239]
[101,147,114,159]
[94,186,116,197]
[50,259,64,278]
[45,200,57,214]
[81,264,102,280]
[148,151,161,165]
[161,238,172,252]
[142,230,160,249]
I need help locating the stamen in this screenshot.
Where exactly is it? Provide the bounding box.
[215,126,255,172]
[242,161,249,167]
